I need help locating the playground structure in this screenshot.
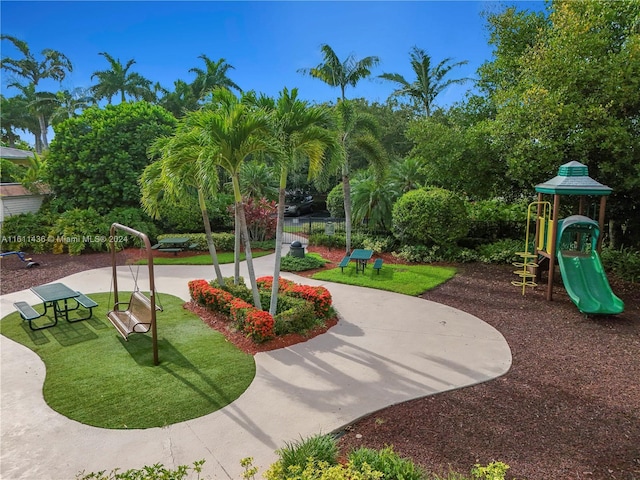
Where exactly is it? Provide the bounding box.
[513,161,624,315]
[0,250,39,268]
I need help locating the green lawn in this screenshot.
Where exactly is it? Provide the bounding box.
[0,292,255,429]
[312,262,457,296]
[137,250,272,265]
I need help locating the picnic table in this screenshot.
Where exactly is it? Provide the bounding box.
[350,249,374,273]
[152,237,191,255]
[14,282,98,330]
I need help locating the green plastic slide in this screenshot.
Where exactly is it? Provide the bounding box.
[557,250,624,315]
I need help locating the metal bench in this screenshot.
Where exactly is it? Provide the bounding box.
[68,292,98,322]
[373,258,384,274]
[13,301,55,330]
[339,256,350,273]
[107,291,162,340]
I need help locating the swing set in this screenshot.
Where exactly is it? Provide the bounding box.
[107,223,162,365]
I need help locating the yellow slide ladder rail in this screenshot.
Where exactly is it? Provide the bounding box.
[512,201,551,295]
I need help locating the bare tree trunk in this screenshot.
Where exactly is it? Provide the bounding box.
[198,189,225,286]
[269,182,287,316]
[233,178,261,309]
[343,161,352,254]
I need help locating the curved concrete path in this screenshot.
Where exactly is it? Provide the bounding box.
[0,250,512,480]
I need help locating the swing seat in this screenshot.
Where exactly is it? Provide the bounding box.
[107,291,161,340]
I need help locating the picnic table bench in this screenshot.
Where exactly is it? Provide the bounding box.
[14,283,98,330]
[152,237,191,255]
[373,258,384,274]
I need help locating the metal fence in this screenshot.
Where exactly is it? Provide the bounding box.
[282,217,526,246]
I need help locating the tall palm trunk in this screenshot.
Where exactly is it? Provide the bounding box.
[342,132,352,254]
[234,203,241,284]
[198,188,225,286]
[37,113,48,151]
[232,176,261,309]
[269,171,288,316]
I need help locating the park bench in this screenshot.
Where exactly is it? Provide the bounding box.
[13,301,50,330]
[373,258,384,274]
[107,291,161,340]
[339,255,351,273]
[69,292,99,322]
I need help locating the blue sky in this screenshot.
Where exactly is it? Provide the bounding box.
[2,1,545,121]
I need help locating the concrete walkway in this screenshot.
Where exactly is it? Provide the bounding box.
[0,250,512,480]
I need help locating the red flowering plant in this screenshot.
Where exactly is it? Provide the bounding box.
[256,276,295,293]
[289,285,333,318]
[188,279,235,316]
[189,275,329,344]
[244,309,275,342]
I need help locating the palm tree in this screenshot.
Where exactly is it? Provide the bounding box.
[298,44,380,101]
[7,82,51,152]
[350,169,397,232]
[1,35,73,150]
[157,79,200,117]
[189,55,241,101]
[379,47,469,117]
[1,35,73,85]
[331,100,387,253]
[141,128,226,286]
[90,52,152,104]
[31,88,94,126]
[239,161,279,201]
[246,87,338,316]
[187,89,270,309]
[389,156,426,194]
[0,94,31,146]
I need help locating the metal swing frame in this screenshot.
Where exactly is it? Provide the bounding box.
[108,223,160,366]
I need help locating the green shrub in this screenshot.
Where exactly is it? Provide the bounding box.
[601,247,640,283]
[49,208,110,255]
[475,239,523,264]
[360,235,397,254]
[159,232,235,251]
[77,459,205,479]
[281,253,327,272]
[0,212,56,253]
[275,434,339,473]
[309,233,346,250]
[348,446,424,480]
[273,296,319,335]
[326,184,345,219]
[468,198,530,222]
[393,244,477,263]
[105,207,158,246]
[392,187,469,246]
[219,276,253,303]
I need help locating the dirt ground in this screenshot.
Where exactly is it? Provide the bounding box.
[1,247,639,479]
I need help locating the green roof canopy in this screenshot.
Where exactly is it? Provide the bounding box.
[535,161,612,196]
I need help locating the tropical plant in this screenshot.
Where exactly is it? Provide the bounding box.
[189,54,241,101]
[0,94,32,146]
[239,161,278,200]
[245,87,337,315]
[141,124,226,285]
[332,100,387,252]
[298,43,380,101]
[380,46,469,116]
[90,52,153,104]
[187,89,270,308]
[156,79,200,117]
[350,169,397,231]
[0,35,73,151]
[5,82,53,153]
